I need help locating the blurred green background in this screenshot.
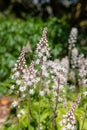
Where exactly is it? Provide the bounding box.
[0,0,87,95]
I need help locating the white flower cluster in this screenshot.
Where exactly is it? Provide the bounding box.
[12,101,18,107]
[39,90,45,96]
[10,47,28,97]
[60,109,76,130]
[19,86,26,92]
[23,61,36,87]
[10,47,27,95]
[12,47,27,80]
[35,57,49,79]
[17,109,26,118]
[36,27,50,58]
[61,110,76,130]
[35,27,51,96]
[11,49,36,108]
[71,48,78,68]
[47,57,68,87]
[29,89,34,95]
[39,123,43,130]
[68,27,78,50]
[35,28,50,77]
[78,54,87,86]
[59,94,81,130]
[41,63,49,78]
[84,91,87,96]
[45,58,68,104]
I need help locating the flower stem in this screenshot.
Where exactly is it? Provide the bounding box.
[68,48,71,74]
[52,79,60,130]
[38,88,40,130]
[38,57,43,130]
[28,87,31,130]
[16,86,20,130]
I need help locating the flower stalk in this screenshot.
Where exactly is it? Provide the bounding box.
[52,79,60,130]
[38,57,43,130]
[27,87,31,130]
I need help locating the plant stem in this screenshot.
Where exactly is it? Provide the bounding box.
[16,85,20,130]
[68,48,71,75]
[38,57,43,130]
[28,87,31,130]
[38,87,40,130]
[52,79,60,130]
[81,105,87,130]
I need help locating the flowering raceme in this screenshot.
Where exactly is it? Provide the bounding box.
[68,27,78,50]
[71,48,78,69]
[35,27,51,96]
[36,27,50,59]
[47,57,69,91]
[12,47,27,79]
[78,54,87,86]
[10,47,36,107]
[59,94,81,130]
[23,61,36,87]
[35,27,50,79]
[10,47,27,107]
